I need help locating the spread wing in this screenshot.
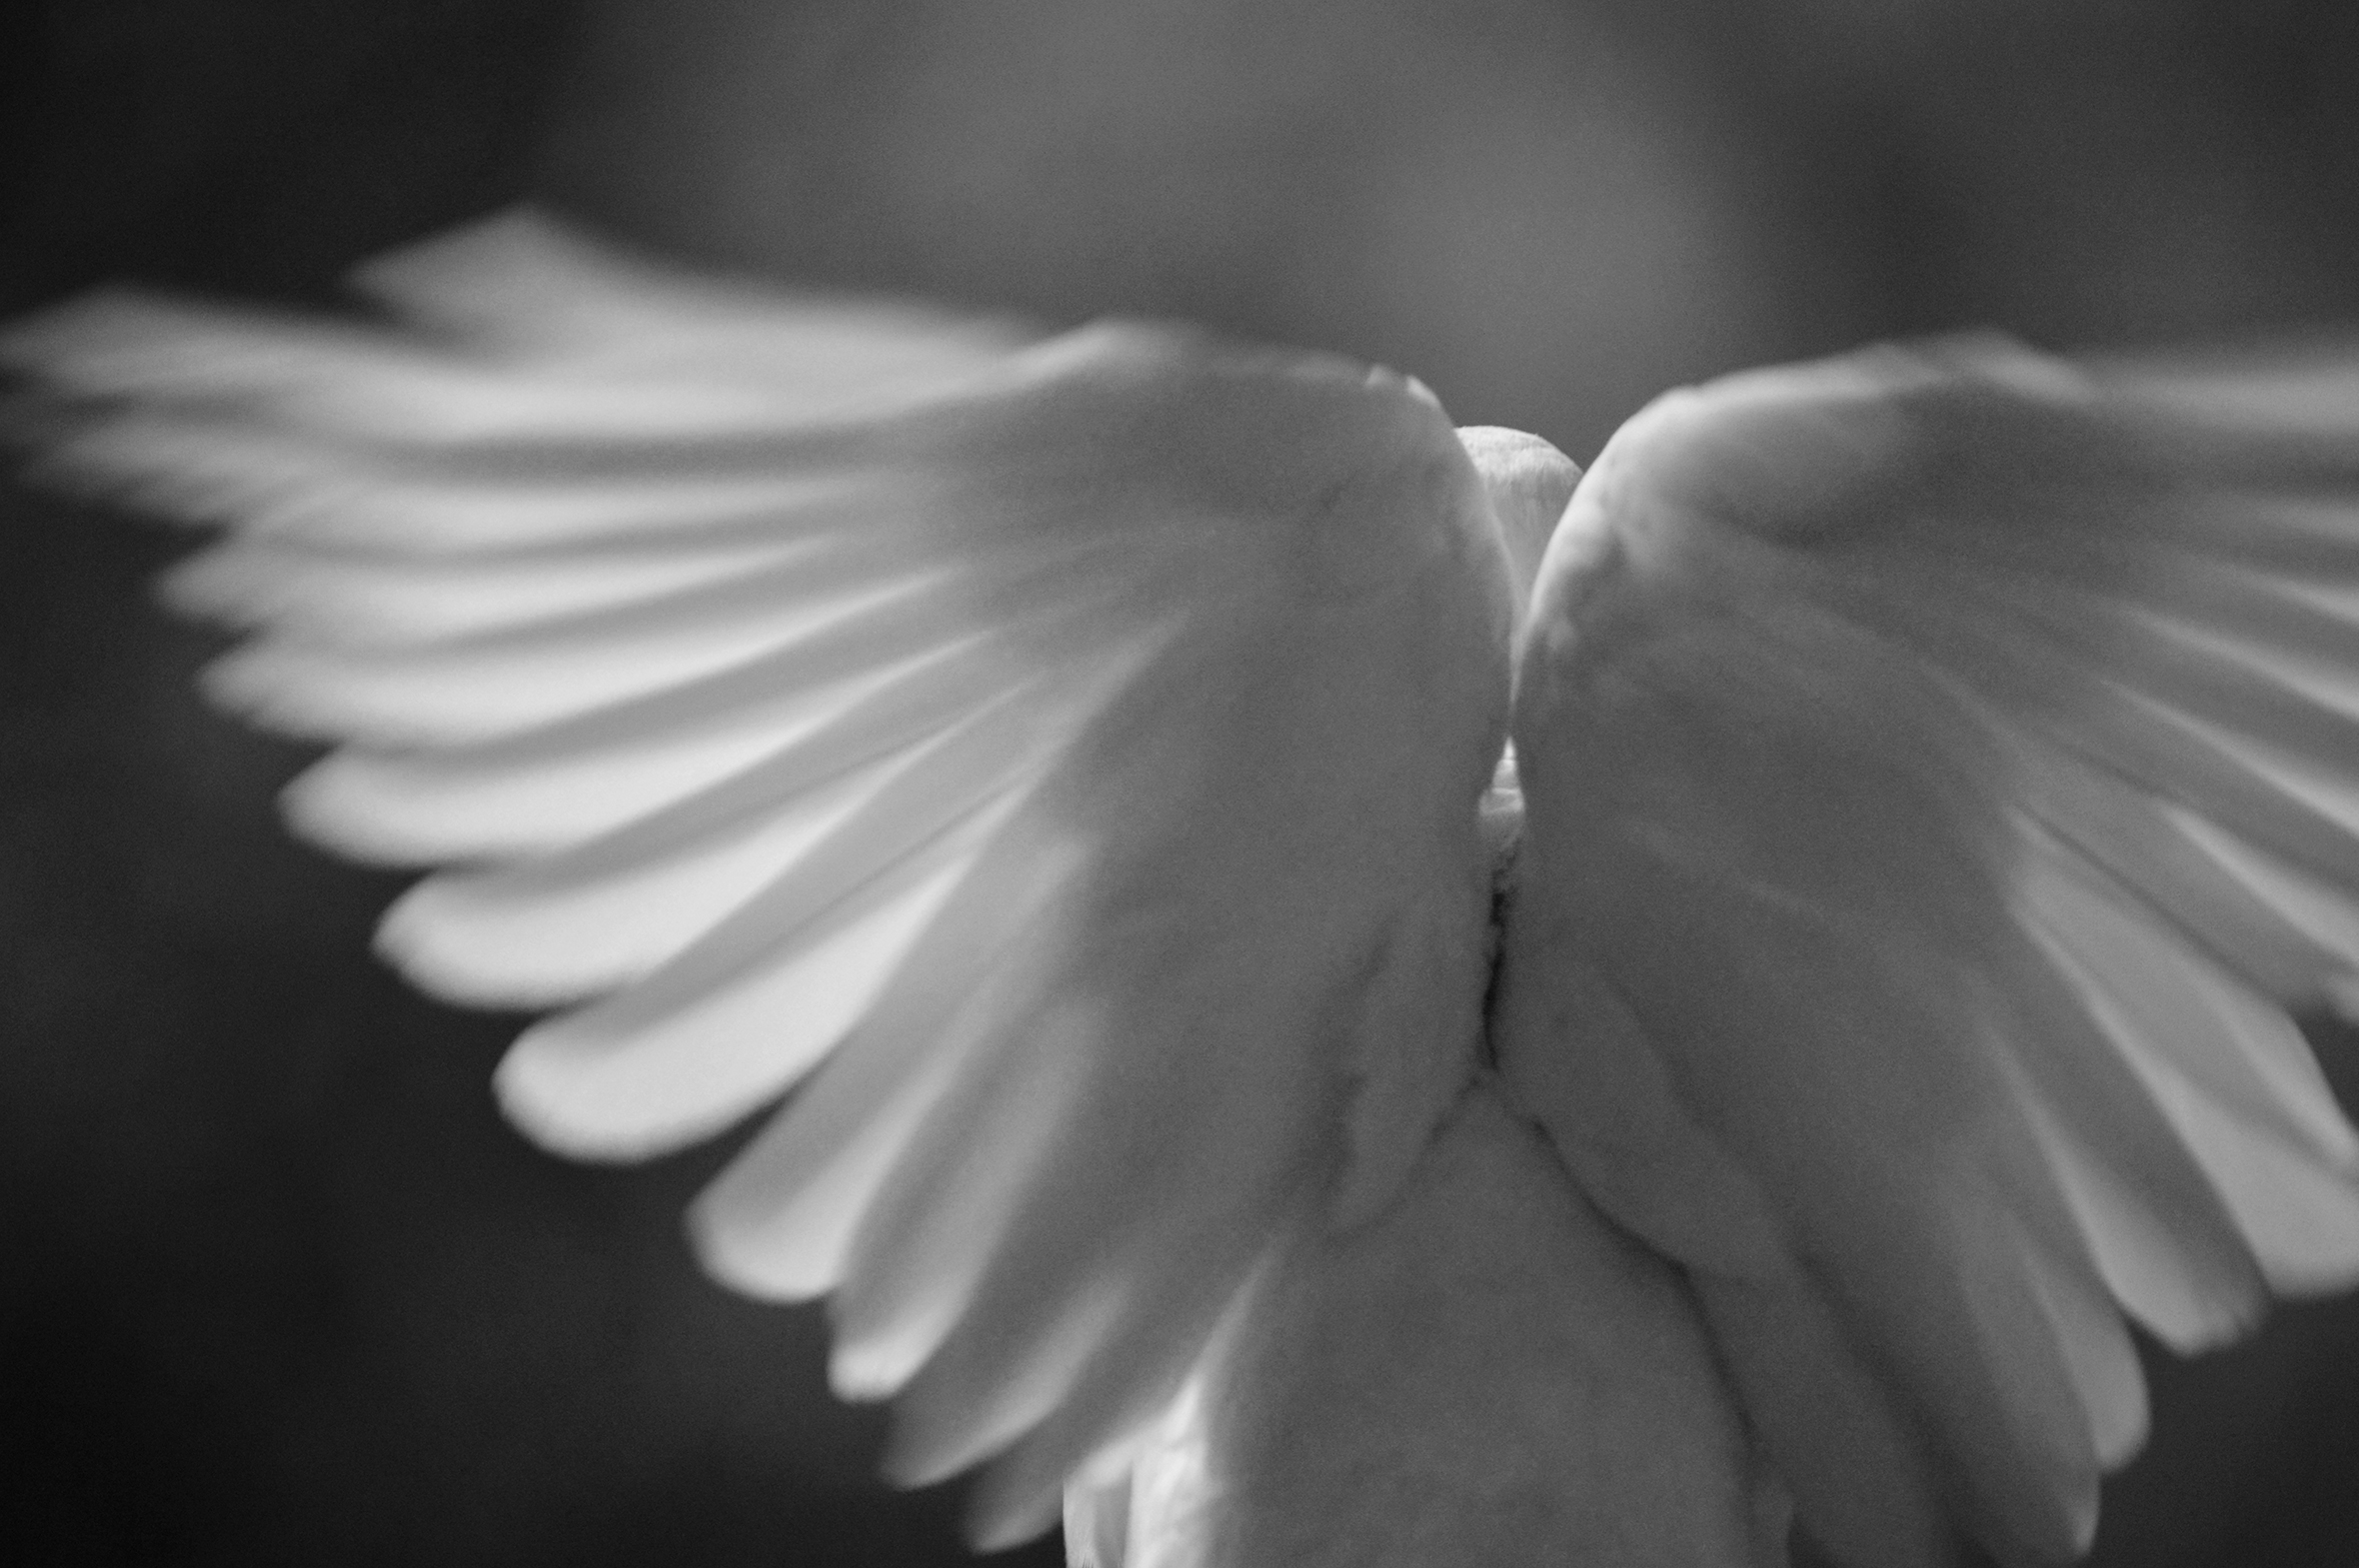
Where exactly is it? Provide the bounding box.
[0,210,1515,1542]
[1499,338,2359,1568]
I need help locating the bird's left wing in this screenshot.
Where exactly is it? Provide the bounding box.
[1499,338,2359,1568]
[1,211,1515,1541]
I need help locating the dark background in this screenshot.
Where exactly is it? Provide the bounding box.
[5,2,2359,1564]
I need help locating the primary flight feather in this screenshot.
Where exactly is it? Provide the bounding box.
[6,209,2358,1568]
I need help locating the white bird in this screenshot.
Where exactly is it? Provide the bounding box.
[8,208,2359,1568]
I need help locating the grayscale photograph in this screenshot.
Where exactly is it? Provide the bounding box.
[4,3,2358,1566]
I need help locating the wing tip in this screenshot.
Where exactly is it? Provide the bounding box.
[489,1027,707,1166]
[278,758,442,865]
[153,552,247,623]
[964,1477,1067,1556]
[199,645,345,740]
[371,881,607,1011]
[0,285,156,373]
[683,1181,840,1306]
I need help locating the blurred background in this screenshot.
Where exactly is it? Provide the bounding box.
[4,1,2359,1564]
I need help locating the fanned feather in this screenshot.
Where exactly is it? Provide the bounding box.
[1505,337,2359,1566]
[26,204,2359,1568]
[0,208,1516,1550]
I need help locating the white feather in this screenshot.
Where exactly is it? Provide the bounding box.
[0,208,1517,1552]
[18,213,2359,1568]
[1505,336,2359,1566]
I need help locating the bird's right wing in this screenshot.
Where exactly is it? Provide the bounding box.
[1499,338,2359,1568]
[1,211,1517,1543]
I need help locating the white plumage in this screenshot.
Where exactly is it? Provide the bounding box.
[7,209,2358,1568]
